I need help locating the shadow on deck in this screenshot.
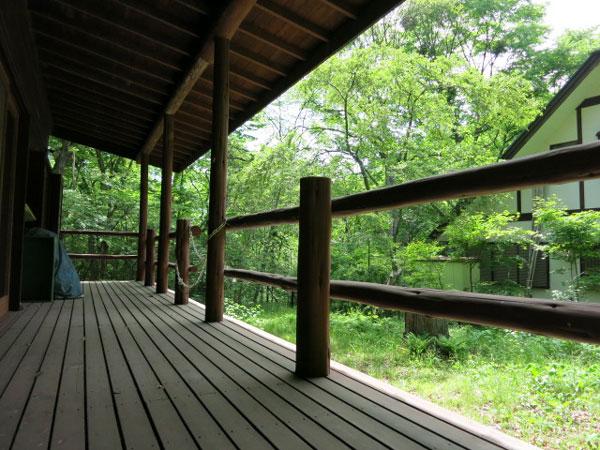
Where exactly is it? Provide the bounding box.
[0,281,536,449]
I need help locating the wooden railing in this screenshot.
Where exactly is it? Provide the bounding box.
[63,222,202,305]
[62,229,140,262]
[219,141,600,377]
[145,220,202,305]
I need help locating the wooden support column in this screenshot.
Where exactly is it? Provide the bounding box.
[144,228,156,287]
[205,36,230,322]
[26,151,47,228]
[156,114,174,293]
[9,114,30,311]
[136,155,149,281]
[45,172,63,234]
[295,177,331,377]
[175,219,190,305]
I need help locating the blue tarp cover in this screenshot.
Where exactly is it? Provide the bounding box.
[26,228,83,298]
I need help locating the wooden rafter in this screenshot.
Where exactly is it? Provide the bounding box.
[319,0,358,18]
[137,0,257,160]
[238,23,308,61]
[256,0,330,42]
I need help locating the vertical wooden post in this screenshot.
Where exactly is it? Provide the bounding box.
[175,219,190,305]
[295,177,332,377]
[26,151,47,228]
[136,155,149,282]
[205,36,230,322]
[156,114,174,293]
[9,114,30,311]
[144,228,156,287]
[45,172,63,234]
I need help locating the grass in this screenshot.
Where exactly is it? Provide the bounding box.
[225,300,600,450]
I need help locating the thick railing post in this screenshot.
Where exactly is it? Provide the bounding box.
[144,228,156,287]
[157,113,174,293]
[175,219,190,305]
[295,177,332,378]
[205,36,230,322]
[136,155,149,282]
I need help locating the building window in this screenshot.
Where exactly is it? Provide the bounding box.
[479,245,549,289]
[581,255,600,276]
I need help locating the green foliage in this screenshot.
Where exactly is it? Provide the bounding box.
[224,298,262,321]
[445,211,535,290]
[534,197,600,264]
[533,197,600,299]
[396,241,446,288]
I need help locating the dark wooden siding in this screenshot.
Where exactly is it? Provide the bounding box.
[480,245,549,289]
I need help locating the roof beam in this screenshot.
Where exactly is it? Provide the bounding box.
[137,0,257,160]
[319,0,358,19]
[238,23,308,61]
[256,0,329,42]
[231,43,287,77]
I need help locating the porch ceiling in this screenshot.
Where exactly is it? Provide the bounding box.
[27,0,404,171]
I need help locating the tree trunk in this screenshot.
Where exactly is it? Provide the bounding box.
[404,312,448,337]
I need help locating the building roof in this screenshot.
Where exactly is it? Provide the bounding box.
[502,50,600,160]
[27,0,405,171]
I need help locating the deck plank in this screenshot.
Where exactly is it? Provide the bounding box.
[210,312,508,449]
[109,281,310,450]
[0,282,535,450]
[83,282,122,450]
[0,302,47,391]
[88,282,160,450]
[137,282,507,450]
[99,281,236,450]
[136,285,435,450]
[11,300,73,450]
[0,300,64,448]
[120,281,395,450]
[0,303,34,340]
[51,299,86,449]
[93,282,198,450]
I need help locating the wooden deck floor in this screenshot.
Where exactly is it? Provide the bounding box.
[0,281,535,450]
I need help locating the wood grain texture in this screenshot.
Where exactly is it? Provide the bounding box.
[144,228,156,287]
[174,219,190,305]
[223,268,600,344]
[136,155,149,281]
[226,141,600,230]
[137,0,256,158]
[61,229,138,237]
[296,177,331,377]
[156,114,174,294]
[205,37,229,323]
[0,282,534,449]
[68,253,138,260]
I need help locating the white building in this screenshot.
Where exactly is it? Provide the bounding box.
[488,50,600,300]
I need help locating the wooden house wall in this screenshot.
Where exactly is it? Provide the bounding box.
[0,1,53,317]
[0,0,52,150]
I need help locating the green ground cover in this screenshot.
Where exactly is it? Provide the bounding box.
[226,301,600,450]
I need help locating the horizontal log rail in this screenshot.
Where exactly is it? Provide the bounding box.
[145,220,200,304]
[61,229,138,237]
[226,141,600,230]
[154,225,202,240]
[153,260,198,273]
[69,253,138,260]
[224,268,600,345]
